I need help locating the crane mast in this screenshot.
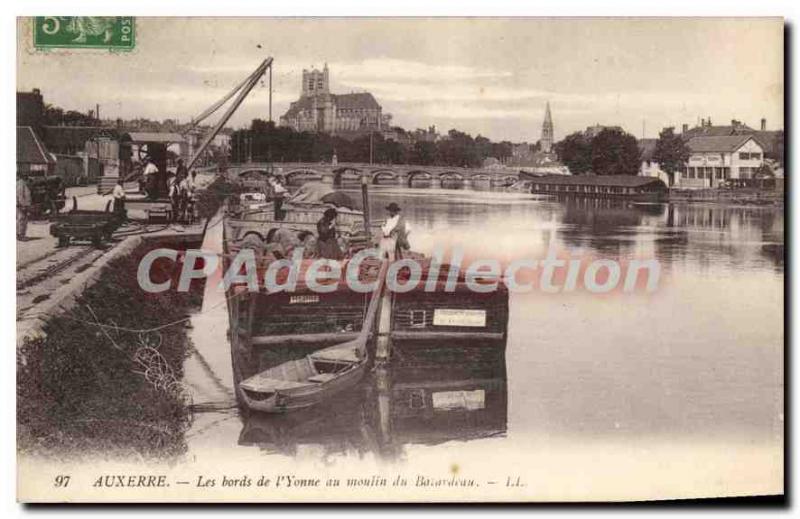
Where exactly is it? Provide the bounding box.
[186,57,273,171]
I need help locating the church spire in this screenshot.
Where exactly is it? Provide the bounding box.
[541,101,554,153]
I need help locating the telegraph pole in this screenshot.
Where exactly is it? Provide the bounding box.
[268,64,273,123]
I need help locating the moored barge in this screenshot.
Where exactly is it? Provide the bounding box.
[222,185,509,412]
[520,172,668,202]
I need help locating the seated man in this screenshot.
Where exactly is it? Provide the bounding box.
[297,231,317,259]
[266,227,302,259]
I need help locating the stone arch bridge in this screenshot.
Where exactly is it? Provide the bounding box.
[227,162,522,188]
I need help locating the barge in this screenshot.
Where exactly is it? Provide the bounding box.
[519,172,668,202]
[222,184,509,412]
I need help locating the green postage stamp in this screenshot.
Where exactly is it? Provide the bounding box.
[33,17,135,50]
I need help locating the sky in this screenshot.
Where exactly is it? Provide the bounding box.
[17,17,784,143]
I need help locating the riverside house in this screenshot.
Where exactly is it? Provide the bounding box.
[679,135,765,188]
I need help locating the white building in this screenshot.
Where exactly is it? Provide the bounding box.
[679,135,765,188]
[638,138,671,185]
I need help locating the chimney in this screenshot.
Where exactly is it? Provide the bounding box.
[682,123,688,134]
[707,116,712,126]
[701,118,705,127]
[761,118,767,131]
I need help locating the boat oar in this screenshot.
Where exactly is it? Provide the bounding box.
[361,173,372,244]
[355,258,389,355]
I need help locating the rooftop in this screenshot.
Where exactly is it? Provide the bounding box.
[17,126,55,165]
[121,131,186,144]
[686,135,756,153]
[521,173,666,188]
[683,124,756,139]
[282,92,381,120]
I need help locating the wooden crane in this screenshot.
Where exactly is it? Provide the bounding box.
[185,57,273,171]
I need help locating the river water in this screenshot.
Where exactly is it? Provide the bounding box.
[183,187,783,500]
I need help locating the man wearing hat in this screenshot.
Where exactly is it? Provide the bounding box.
[316,207,343,260]
[381,202,411,258]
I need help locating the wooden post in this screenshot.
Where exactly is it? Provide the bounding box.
[361,173,372,243]
[269,65,273,123]
[375,255,393,362]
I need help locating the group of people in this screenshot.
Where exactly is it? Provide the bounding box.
[248,201,411,263]
[168,159,197,222]
[139,157,197,221]
[313,201,411,260]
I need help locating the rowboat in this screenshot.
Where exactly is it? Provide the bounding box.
[236,355,508,458]
[236,259,388,413]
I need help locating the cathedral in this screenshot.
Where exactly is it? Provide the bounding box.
[279,64,388,135]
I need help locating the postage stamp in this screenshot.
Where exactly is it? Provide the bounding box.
[33,16,135,50]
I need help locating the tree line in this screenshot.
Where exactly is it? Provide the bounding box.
[230,120,516,168]
[555,126,691,185]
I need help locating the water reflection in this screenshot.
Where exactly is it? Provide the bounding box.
[359,188,783,272]
[238,346,507,461]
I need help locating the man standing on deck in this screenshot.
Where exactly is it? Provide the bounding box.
[112,177,126,219]
[316,208,343,260]
[269,175,288,221]
[16,172,31,241]
[142,158,159,200]
[185,169,197,197]
[175,158,188,181]
[381,202,411,259]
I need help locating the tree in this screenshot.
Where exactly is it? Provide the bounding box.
[652,127,690,186]
[590,128,641,176]
[555,132,592,175]
[755,163,775,179]
[766,129,784,167]
[228,120,528,168]
[491,141,513,163]
[411,141,436,165]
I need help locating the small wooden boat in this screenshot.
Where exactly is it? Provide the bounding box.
[237,259,388,413]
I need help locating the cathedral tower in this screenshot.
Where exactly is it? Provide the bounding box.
[301,63,330,98]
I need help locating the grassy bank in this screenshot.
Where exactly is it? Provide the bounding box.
[17,238,203,460]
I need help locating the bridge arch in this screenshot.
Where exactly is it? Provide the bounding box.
[332,167,363,188]
[284,168,325,186]
[371,169,401,185]
[439,171,465,181]
[237,168,271,179]
[405,170,433,187]
[439,171,466,189]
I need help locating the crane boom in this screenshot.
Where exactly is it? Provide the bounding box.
[186,57,272,170]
